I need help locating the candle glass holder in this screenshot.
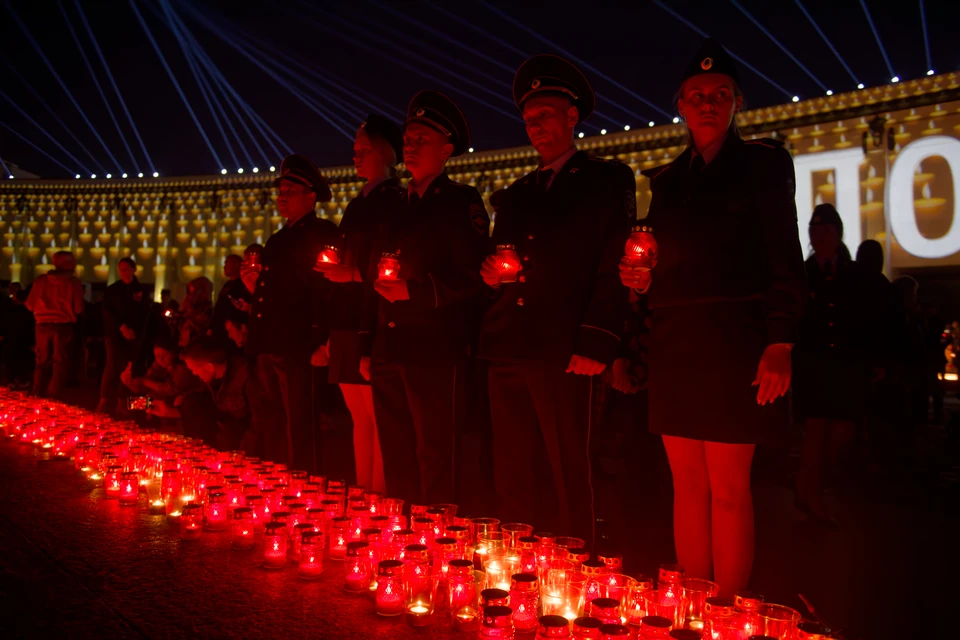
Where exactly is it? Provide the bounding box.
[494,244,521,283]
[572,616,604,638]
[470,517,500,543]
[703,597,738,639]
[636,615,672,639]
[642,590,683,629]
[329,516,350,560]
[344,541,374,593]
[500,522,534,549]
[298,530,324,579]
[733,591,765,638]
[510,573,540,632]
[447,559,479,612]
[405,566,440,628]
[231,507,255,549]
[484,555,519,592]
[375,560,406,616]
[537,615,572,639]
[104,465,123,498]
[756,603,801,640]
[316,244,340,267]
[681,578,719,630]
[378,252,400,280]
[179,503,203,541]
[588,597,622,625]
[623,575,654,626]
[263,522,288,569]
[119,471,139,505]
[623,225,657,271]
[480,604,515,638]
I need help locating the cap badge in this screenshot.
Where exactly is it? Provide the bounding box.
[416,108,425,117]
[701,57,713,70]
[360,121,367,128]
[531,79,541,89]
[812,215,821,223]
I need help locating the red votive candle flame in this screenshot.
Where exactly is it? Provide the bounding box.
[495,244,521,283]
[624,225,657,271]
[378,252,400,280]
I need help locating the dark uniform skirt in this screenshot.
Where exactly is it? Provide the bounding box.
[648,299,786,444]
[327,329,367,386]
[791,349,865,422]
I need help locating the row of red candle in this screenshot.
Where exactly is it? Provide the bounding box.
[0,392,808,639]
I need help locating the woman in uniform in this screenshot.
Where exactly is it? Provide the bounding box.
[315,114,405,494]
[620,39,807,596]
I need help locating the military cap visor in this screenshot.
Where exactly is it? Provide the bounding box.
[513,54,595,123]
[274,153,332,202]
[404,90,471,156]
[681,38,741,86]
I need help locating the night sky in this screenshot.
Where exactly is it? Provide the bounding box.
[1,0,958,178]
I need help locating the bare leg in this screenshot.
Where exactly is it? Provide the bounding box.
[662,435,712,580]
[342,383,385,493]
[704,441,756,598]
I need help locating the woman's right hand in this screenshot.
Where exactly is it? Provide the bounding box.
[240,262,262,293]
[619,258,652,292]
[480,255,503,288]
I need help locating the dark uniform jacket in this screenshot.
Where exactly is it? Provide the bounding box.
[368,173,489,364]
[644,136,806,345]
[247,212,339,358]
[102,278,147,340]
[328,177,406,384]
[479,150,636,367]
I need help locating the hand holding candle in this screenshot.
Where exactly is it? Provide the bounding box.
[620,225,656,291]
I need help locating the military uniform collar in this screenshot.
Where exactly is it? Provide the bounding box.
[408,172,448,201]
[286,211,317,230]
[537,145,578,174]
[361,175,390,198]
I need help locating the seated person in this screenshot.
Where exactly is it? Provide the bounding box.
[120,334,204,405]
[158,336,259,452]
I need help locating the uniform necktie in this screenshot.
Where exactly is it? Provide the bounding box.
[409,191,421,206]
[690,154,705,174]
[538,168,555,192]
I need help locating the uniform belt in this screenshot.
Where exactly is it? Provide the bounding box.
[650,293,763,309]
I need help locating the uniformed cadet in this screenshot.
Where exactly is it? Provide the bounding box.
[315,114,406,494]
[620,39,806,597]
[368,91,489,506]
[478,55,636,543]
[241,154,340,473]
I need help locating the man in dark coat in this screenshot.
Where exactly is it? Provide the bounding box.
[210,254,251,340]
[241,154,338,472]
[97,257,147,414]
[478,55,635,542]
[367,91,489,506]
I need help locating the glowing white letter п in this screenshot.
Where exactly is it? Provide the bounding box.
[888,136,960,259]
[791,147,865,259]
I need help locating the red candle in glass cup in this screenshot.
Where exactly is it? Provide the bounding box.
[598,623,630,639]
[378,252,400,280]
[329,516,350,560]
[344,541,373,593]
[119,471,139,505]
[376,560,407,616]
[510,573,541,632]
[537,615,573,638]
[588,597,622,625]
[495,244,521,283]
[232,507,255,549]
[292,522,317,561]
[298,530,325,580]
[447,559,478,612]
[623,225,657,271]
[316,244,341,267]
[180,503,203,541]
[205,491,229,531]
[104,465,123,498]
[263,522,288,569]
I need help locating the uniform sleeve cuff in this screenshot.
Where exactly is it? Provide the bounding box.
[574,325,621,365]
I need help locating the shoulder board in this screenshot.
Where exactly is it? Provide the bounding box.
[744,137,785,150]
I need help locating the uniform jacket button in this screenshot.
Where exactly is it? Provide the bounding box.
[527,234,534,240]
[516,298,524,306]
[523,256,530,262]
[388,321,396,328]
[257,313,263,318]
[264,266,270,271]
[519,275,526,283]
[829,343,834,347]
[828,322,833,327]
[258,297,264,302]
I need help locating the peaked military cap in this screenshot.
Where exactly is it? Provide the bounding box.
[274,153,332,202]
[810,203,843,234]
[359,113,403,165]
[513,54,595,122]
[681,38,740,86]
[405,90,471,157]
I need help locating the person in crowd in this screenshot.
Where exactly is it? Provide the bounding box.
[224,313,248,352]
[179,337,258,452]
[98,257,147,414]
[315,113,405,494]
[26,251,84,399]
[367,91,488,507]
[120,334,203,408]
[211,255,252,339]
[178,276,214,348]
[2,289,35,389]
[241,155,338,473]
[793,204,872,526]
[620,40,806,597]
[478,55,634,542]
